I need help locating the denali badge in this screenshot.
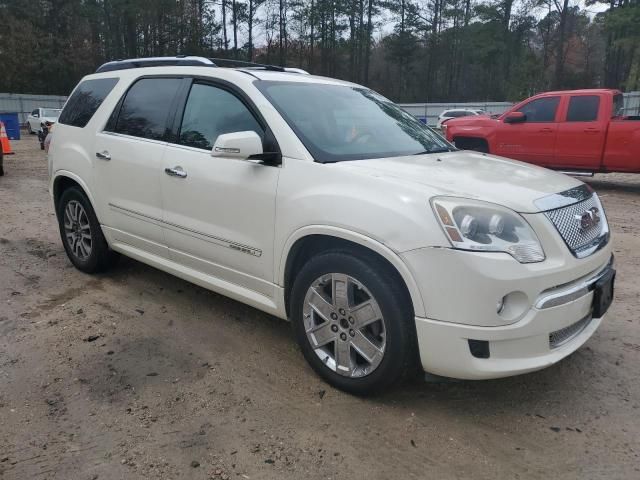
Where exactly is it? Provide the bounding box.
[575,207,601,231]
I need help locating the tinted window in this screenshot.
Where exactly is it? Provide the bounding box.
[178,83,263,150]
[59,78,119,128]
[567,96,599,122]
[613,94,625,117]
[517,97,560,122]
[31,109,39,116]
[114,78,182,140]
[256,81,452,163]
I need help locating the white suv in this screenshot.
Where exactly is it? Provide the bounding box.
[49,57,615,394]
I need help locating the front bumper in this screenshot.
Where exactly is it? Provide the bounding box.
[401,217,613,379]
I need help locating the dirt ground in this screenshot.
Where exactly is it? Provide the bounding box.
[0,136,639,480]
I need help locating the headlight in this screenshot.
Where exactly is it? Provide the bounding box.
[431,197,545,263]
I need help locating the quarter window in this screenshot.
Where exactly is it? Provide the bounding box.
[178,83,263,150]
[59,78,119,128]
[566,96,600,122]
[113,78,182,140]
[516,97,560,122]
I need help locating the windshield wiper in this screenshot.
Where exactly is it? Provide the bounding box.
[413,147,452,155]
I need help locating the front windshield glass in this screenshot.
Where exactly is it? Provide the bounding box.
[256,81,453,162]
[42,109,61,118]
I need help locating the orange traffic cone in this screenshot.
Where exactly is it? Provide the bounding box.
[1,122,14,155]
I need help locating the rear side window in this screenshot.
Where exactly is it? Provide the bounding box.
[566,96,600,122]
[613,94,624,117]
[517,97,560,122]
[113,78,182,141]
[59,78,119,128]
[178,83,263,150]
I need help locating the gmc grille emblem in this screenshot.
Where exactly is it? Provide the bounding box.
[575,207,601,231]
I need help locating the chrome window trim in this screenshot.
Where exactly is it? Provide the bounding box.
[100,131,169,146]
[536,255,614,309]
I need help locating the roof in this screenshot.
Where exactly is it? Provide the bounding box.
[533,88,621,97]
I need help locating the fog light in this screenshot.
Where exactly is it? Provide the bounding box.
[497,291,530,323]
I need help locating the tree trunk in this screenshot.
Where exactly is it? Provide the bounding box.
[554,0,570,89]
[364,0,373,85]
[248,0,254,61]
[222,0,228,52]
[232,0,238,58]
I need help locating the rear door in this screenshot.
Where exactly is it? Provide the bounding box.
[554,94,606,169]
[93,76,183,257]
[494,96,560,165]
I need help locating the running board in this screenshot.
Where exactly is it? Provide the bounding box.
[559,171,595,177]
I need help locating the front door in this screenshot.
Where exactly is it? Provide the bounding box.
[93,77,183,257]
[160,81,280,296]
[495,96,561,166]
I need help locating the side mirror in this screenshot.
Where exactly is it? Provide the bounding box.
[212,131,282,165]
[504,111,526,124]
[212,131,263,160]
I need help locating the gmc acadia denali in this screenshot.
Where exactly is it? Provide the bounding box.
[48,57,615,394]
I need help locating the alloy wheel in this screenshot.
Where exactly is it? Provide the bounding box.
[302,273,386,378]
[63,200,92,260]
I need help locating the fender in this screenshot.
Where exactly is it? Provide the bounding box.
[51,170,101,222]
[277,225,427,318]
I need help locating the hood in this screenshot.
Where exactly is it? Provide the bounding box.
[445,115,496,127]
[331,151,582,213]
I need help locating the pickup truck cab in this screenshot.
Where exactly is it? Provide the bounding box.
[49,58,615,394]
[444,89,640,174]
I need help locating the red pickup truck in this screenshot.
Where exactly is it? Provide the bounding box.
[443,89,640,174]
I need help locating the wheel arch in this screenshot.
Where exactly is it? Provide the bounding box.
[278,226,425,318]
[452,136,490,153]
[52,171,100,220]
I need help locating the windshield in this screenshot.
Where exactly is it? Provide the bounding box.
[42,109,61,119]
[256,81,453,162]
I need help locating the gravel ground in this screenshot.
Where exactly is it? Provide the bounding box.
[1,136,639,480]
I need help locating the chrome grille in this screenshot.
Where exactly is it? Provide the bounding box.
[544,194,607,257]
[549,315,592,349]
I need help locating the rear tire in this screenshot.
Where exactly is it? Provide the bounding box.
[290,250,417,395]
[56,187,119,273]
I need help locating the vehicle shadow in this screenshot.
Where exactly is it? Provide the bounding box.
[585,177,640,195]
[95,256,616,421]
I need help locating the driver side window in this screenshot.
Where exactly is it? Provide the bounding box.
[178,83,263,151]
[516,97,560,123]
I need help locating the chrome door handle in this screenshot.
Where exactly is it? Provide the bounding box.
[164,166,187,178]
[95,151,111,161]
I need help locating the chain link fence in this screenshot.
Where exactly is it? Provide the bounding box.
[0,93,68,124]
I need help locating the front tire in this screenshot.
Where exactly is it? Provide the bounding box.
[290,251,417,395]
[57,187,119,273]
